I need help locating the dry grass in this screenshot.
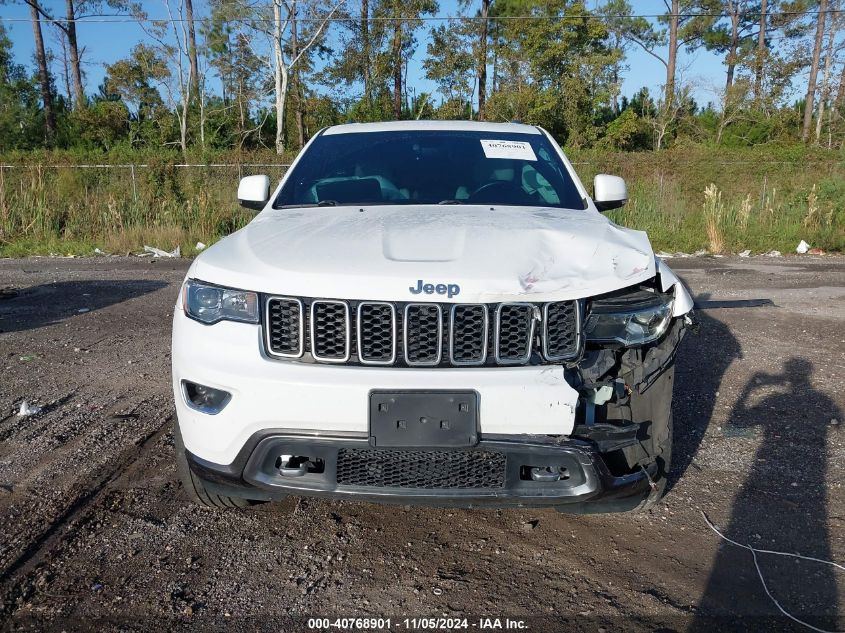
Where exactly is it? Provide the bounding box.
[804,184,820,229]
[703,183,725,254]
[738,194,752,231]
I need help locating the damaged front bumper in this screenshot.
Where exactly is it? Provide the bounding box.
[179,313,693,513]
[185,433,654,513]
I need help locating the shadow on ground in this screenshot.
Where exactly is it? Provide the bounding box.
[670,299,841,630]
[671,295,742,492]
[0,280,168,334]
[689,357,842,631]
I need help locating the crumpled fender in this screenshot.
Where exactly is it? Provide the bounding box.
[656,258,694,316]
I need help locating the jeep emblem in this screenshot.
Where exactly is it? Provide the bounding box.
[409,279,460,298]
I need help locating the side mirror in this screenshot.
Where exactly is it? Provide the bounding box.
[238,175,271,211]
[593,174,627,212]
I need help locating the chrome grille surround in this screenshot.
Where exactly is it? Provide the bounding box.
[265,296,304,358]
[542,300,583,361]
[310,300,351,363]
[448,304,489,366]
[494,302,537,365]
[357,302,397,365]
[403,303,443,366]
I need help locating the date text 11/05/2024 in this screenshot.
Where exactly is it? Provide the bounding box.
[307,617,529,630]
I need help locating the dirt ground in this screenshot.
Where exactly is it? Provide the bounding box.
[0,255,843,632]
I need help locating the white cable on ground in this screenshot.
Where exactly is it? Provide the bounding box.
[701,510,844,633]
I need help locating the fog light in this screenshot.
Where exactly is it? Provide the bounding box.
[182,380,231,414]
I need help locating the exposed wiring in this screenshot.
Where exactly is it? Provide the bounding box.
[701,510,844,633]
[639,464,658,491]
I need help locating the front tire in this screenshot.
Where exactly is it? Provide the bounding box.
[173,421,252,508]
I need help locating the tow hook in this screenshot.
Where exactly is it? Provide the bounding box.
[530,466,567,482]
[278,455,308,477]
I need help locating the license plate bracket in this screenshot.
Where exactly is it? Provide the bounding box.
[369,390,479,448]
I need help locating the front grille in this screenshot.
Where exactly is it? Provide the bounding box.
[404,304,442,366]
[543,301,580,360]
[449,304,488,365]
[310,301,350,361]
[358,302,395,364]
[266,298,303,357]
[495,303,535,363]
[336,448,506,489]
[264,297,581,367]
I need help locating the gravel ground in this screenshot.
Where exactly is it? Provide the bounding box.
[0,255,843,633]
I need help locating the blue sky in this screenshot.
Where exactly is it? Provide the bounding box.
[3,0,732,109]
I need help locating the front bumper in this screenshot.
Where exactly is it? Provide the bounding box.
[185,433,652,513]
[172,310,579,466]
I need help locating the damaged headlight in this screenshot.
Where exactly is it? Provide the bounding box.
[585,290,673,346]
[183,279,259,324]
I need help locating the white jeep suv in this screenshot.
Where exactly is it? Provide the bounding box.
[171,121,694,513]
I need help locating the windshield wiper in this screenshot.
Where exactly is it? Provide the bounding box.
[276,200,338,209]
[438,199,465,205]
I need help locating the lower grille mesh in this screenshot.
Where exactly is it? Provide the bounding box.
[336,448,506,489]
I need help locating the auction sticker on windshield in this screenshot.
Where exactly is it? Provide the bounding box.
[480,139,537,161]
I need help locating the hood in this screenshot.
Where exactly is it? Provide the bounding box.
[191,205,656,303]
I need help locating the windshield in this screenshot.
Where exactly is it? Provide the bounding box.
[273,130,586,210]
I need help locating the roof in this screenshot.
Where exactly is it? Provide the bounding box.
[322,120,542,136]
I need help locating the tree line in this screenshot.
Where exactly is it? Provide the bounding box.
[2,0,844,155]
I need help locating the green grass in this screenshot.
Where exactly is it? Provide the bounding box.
[1,145,843,257]
[572,145,845,254]
[0,237,99,257]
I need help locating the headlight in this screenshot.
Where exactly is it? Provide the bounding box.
[183,279,258,324]
[585,291,673,346]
